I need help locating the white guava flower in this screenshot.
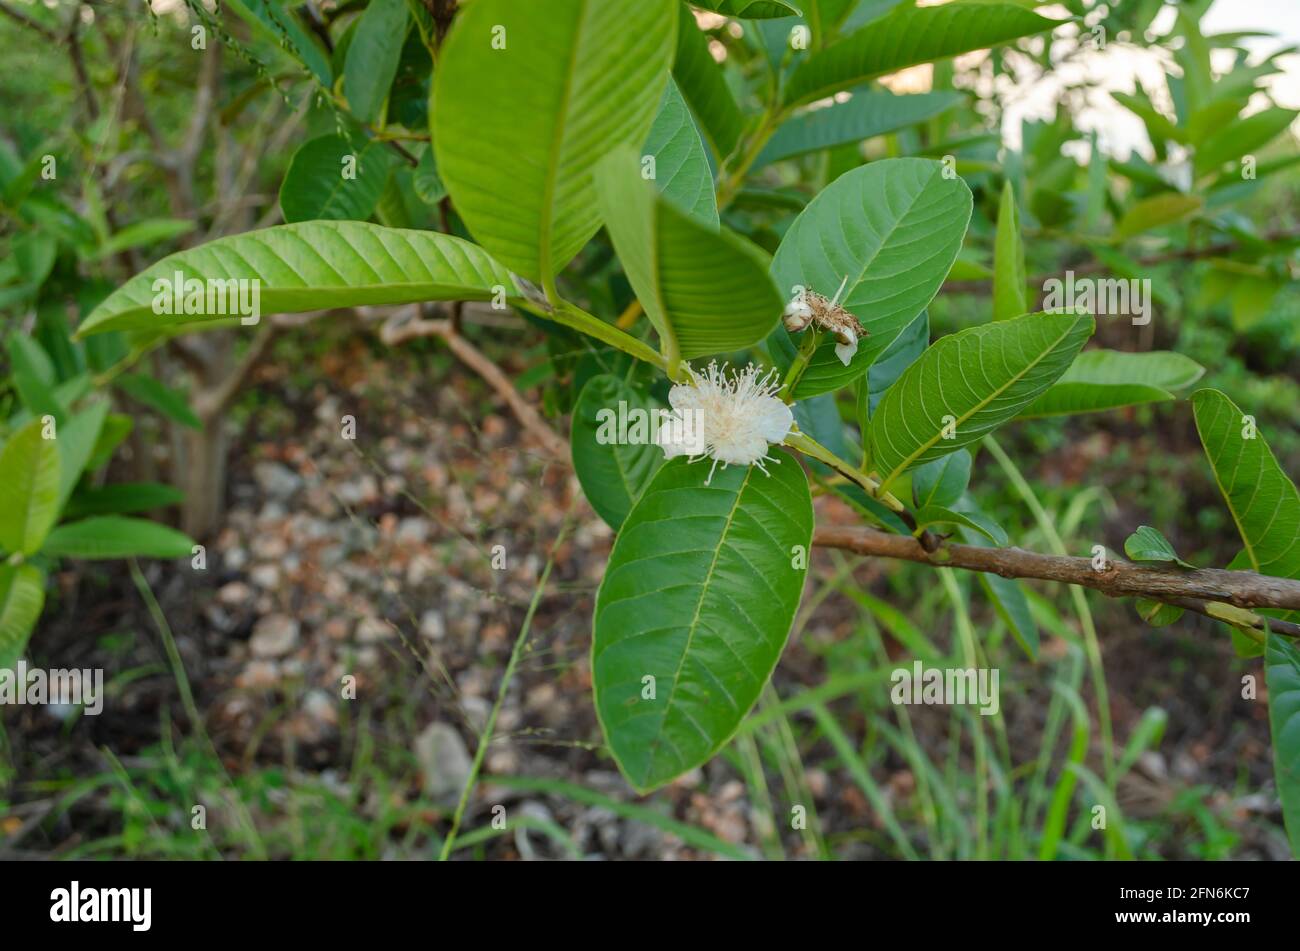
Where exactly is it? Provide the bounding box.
[656,361,793,484]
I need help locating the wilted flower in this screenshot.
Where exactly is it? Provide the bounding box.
[656,361,794,484]
[780,279,866,367]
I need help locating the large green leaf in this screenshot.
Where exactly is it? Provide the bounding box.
[0,420,62,557]
[432,0,677,282]
[75,222,516,336]
[592,452,813,791]
[643,78,719,228]
[1192,388,1300,623]
[279,134,397,223]
[769,158,971,398]
[0,564,45,671]
[40,516,196,560]
[992,180,1027,321]
[755,89,963,168]
[571,375,666,530]
[869,313,1094,491]
[1019,350,1204,418]
[1267,632,1300,855]
[672,2,745,163]
[783,3,1059,107]
[595,147,782,364]
[342,0,409,124]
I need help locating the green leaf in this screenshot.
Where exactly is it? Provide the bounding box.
[571,375,666,530]
[643,78,719,228]
[1110,91,1184,148]
[13,232,58,288]
[992,180,1027,320]
[343,0,409,124]
[1194,108,1298,178]
[96,219,195,259]
[595,147,782,363]
[40,516,196,560]
[11,369,64,422]
[1135,598,1185,627]
[593,452,813,791]
[1113,192,1202,240]
[672,3,745,163]
[0,564,45,671]
[75,222,516,337]
[1192,388,1300,623]
[1124,525,1195,569]
[86,414,133,473]
[981,572,1038,660]
[755,90,963,168]
[279,134,397,223]
[65,482,186,520]
[1266,632,1300,855]
[914,505,1007,546]
[783,3,1059,107]
[769,158,972,399]
[412,145,447,205]
[116,374,201,430]
[865,308,927,415]
[0,421,62,557]
[911,450,970,508]
[1018,350,1204,418]
[870,313,1094,491]
[7,332,56,386]
[54,400,109,513]
[432,0,677,283]
[692,0,802,17]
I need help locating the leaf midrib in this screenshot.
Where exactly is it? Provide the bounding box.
[643,465,752,784]
[537,1,586,283]
[877,317,1081,491]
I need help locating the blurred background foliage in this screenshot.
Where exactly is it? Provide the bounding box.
[1,0,1298,859]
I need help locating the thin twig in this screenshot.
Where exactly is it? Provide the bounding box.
[380,309,569,461]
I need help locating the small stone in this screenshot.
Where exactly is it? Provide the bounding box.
[217,581,254,608]
[419,610,446,641]
[253,461,303,501]
[415,722,472,807]
[236,660,281,689]
[356,616,394,643]
[461,696,491,733]
[396,517,431,544]
[303,689,338,727]
[250,614,300,658]
[250,563,281,589]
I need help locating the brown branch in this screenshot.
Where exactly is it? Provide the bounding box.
[380,309,568,461]
[66,5,99,120]
[0,0,57,41]
[193,322,280,422]
[814,525,1300,619]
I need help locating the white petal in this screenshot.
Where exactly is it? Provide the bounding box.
[834,330,858,367]
[752,396,794,443]
[712,431,769,466]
